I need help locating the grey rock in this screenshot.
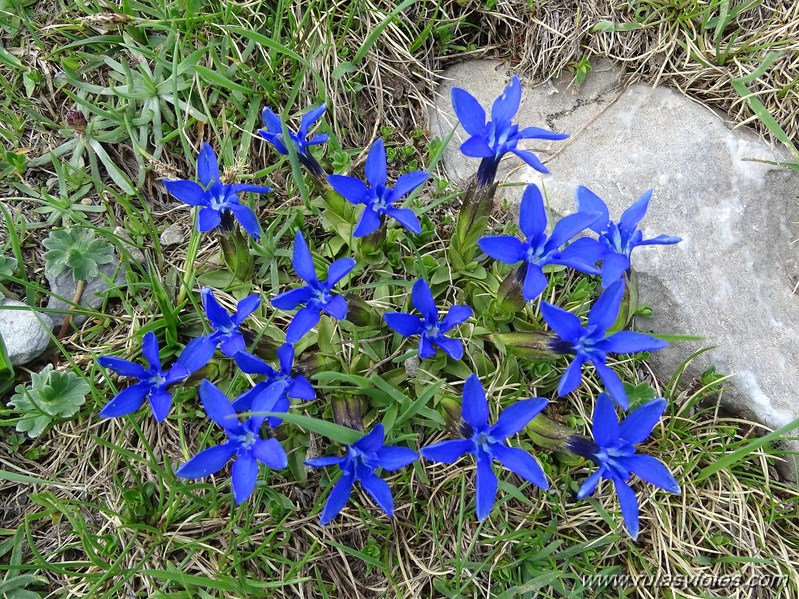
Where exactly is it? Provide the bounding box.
[45,258,126,327]
[160,222,184,247]
[113,226,145,263]
[0,299,53,365]
[431,60,799,467]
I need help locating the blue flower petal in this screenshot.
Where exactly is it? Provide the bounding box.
[272,286,314,310]
[292,231,318,285]
[478,236,525,265]
[234,352,275,377]
[518,184,548,239]
[460,136,494,157]
[99,382,149,418]
[491,76,521,124]
[199,379,238,429]
[228,203,261,239]
[97,356,148,379]
[359,472,394,517]
[162,179,207,206]
[233,294,261,325]
[320,470,355,525]
[229,183,272,195]
[253,437,288,469]
[433,335,464,360]
[202,287,234,330]
[321,294,347,320]
[418,334,436,359]
[375,446,418,471]
[354,424,385,452]
[618,398,667,444]
[440,305,473,332]
[491,444,548,489]
[325,257,356,288]
[600,251,630,286]
[475,454,498,521]
[613,478,640,539]
[600,331,668,354]
[276,342,294,373]
[593,361,628,410]
[556,237,603,274]
[354,206,382,237]
[305,455,345,468]
[619,189,652,233]
[587,280,625,332]
[451,87,486,136]
[540,301,582,341]
[197,142,220,187]
[509,148,548,173]
[261,107,282,133]
[638,234,682,246]
[618,454,680,494]
[288,375,315,400]
[384,312,423,337]
[385,207,421,235]
[522,263,548,301]
[141,332,161,371]
[176,442,238,478]
[176,335,216,374]
[462,374,489,431]
[364,138,387,188]
[575,186,610,233]
[388,171,428,203]
[197,206,222,232]
[299,103,326,134]
[328,174,370,205]
[411,279,437,321]
[148,389,173,422]
[591,393,620,447]
[557,354,587,396]
[576,467,605,499]
[548,210,602,248]
[286,306,322,343]
[516,126,569,141]
[163,363,190,385]
[421,439,473,463]
[490,397,548,440]
[232,453,259,504]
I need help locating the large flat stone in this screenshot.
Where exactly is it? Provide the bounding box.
[45,258,126,327]
[431,60,799,454]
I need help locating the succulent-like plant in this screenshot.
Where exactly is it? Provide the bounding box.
[43,229,114,282]
[9,365,90,438]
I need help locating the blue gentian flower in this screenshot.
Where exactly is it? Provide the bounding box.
[176,380,288,504]
[576,186,682,286]
[98,332,215,422]
[231,344,316,427]
[162,142,271,239]
[541,280,668,410]
[478,184,603,301]
[421,374,549,521]
[567,393,681,539]
[305,423,418,524]
[327,138,429,237]
[259,104,329,178]
[383,279,472,360]
[271,231,356,343]
[452,75,569,186]
[200,287,260,357]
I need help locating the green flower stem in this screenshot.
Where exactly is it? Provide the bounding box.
[57,278,86,339]
[527,414,580,454]
[449,180,498,270]
[176,218,202,307]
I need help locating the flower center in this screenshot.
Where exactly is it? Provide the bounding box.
[237,431,257,450]
[474,431,494,453]
[425,323,440,337]
[149,373,166,387]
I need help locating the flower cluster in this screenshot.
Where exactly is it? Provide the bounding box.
[97,77,682,538]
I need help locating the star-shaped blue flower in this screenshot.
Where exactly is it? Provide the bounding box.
[271,231,356,343]
[200,287,260,357]
[305,424,418,524]
[478,184,603,301]
[421,374,549,521]
[176,379,289,504]
[98,332,215,422]
[259,104,329,178]
[541,280,668,410]
[567,393,680,539]
[452,75,569,186]
[327,138,429,237]
[576,186,682,286]
[162,142,271,239]
[383,279,472,360]
[231,344,316,427]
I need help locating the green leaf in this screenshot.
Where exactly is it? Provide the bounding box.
[260,412,363,445]
[8,365,90,438]
[43,229,114,282]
